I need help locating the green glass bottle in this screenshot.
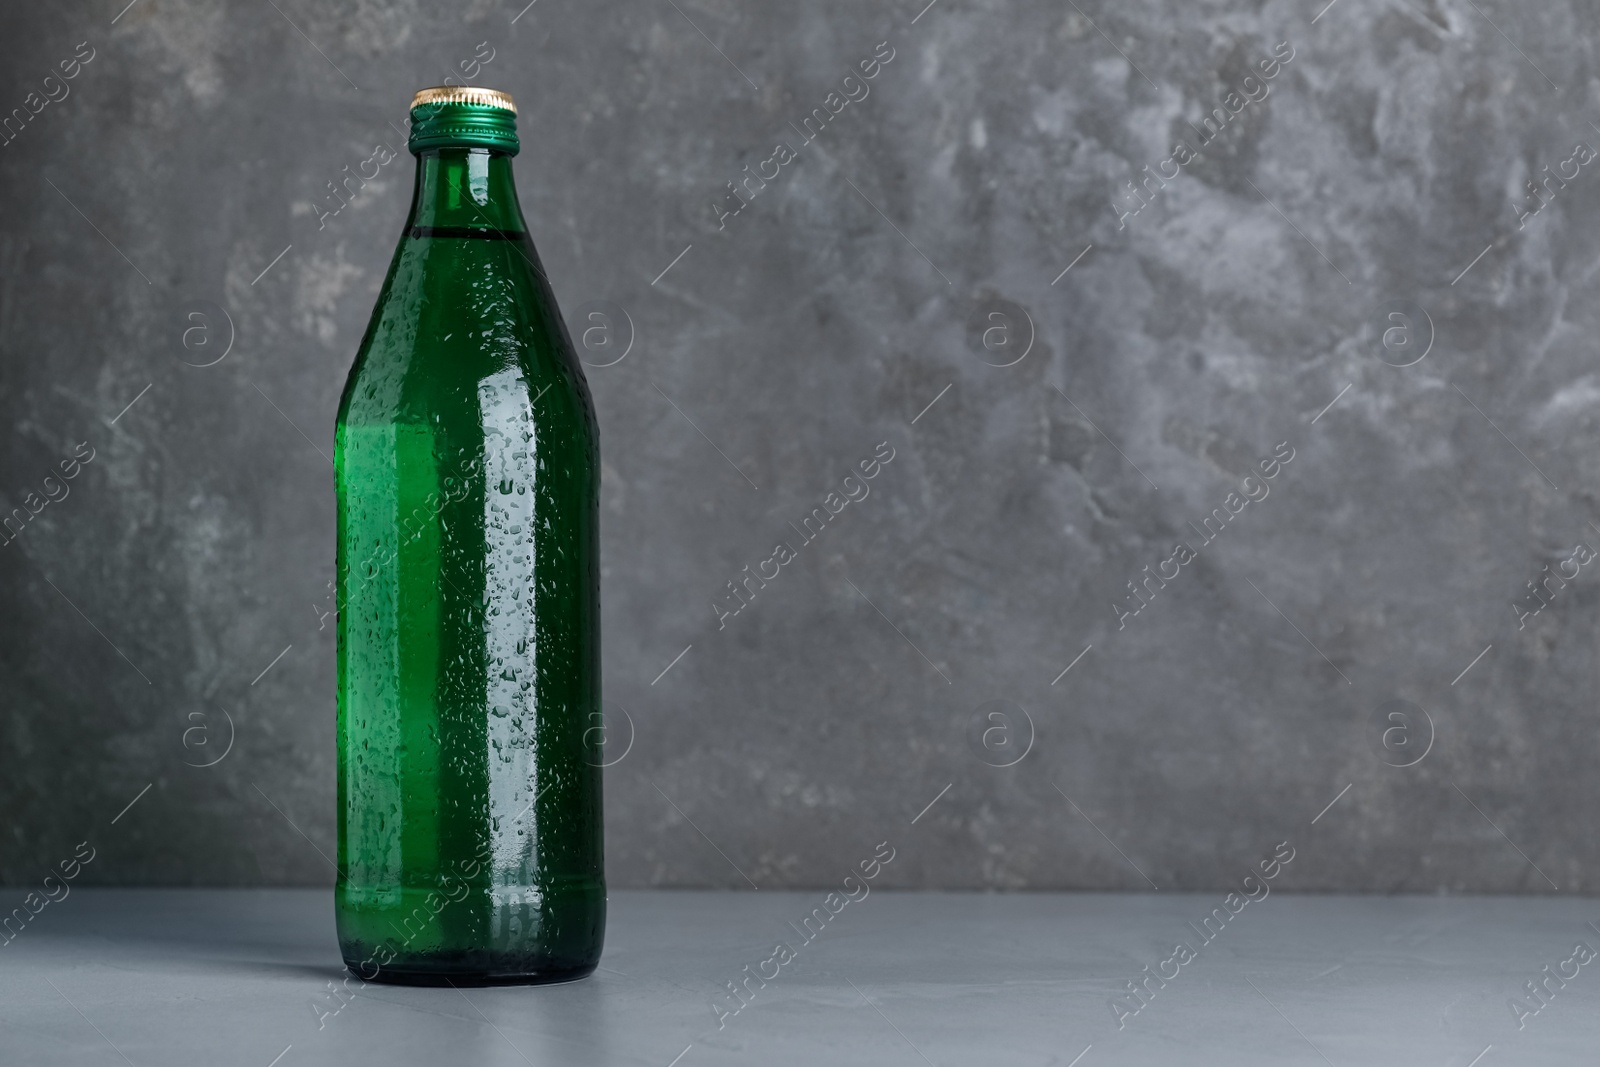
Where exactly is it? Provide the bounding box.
[334,86,603,985]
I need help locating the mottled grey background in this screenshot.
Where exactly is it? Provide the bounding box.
[1,0,1596,894]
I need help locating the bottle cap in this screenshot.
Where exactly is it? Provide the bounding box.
[410,86,516,113]
[407,86,519,155]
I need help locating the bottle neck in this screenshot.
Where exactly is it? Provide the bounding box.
[405,148,527,235]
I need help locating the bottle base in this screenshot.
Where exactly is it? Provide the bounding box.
[335,878,606,988]
[344,952,598,987]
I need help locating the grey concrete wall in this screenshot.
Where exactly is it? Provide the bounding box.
[1,0,1596,892]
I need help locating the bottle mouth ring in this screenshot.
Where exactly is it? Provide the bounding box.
[407,92,519,156]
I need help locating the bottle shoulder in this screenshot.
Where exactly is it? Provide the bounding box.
[338,232,594,434]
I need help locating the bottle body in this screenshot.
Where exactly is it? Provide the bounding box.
[334,131,603,984]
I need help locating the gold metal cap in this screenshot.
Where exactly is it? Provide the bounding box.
[409,85,516,114]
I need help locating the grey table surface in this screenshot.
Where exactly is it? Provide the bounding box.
[2,889,1597,1066]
